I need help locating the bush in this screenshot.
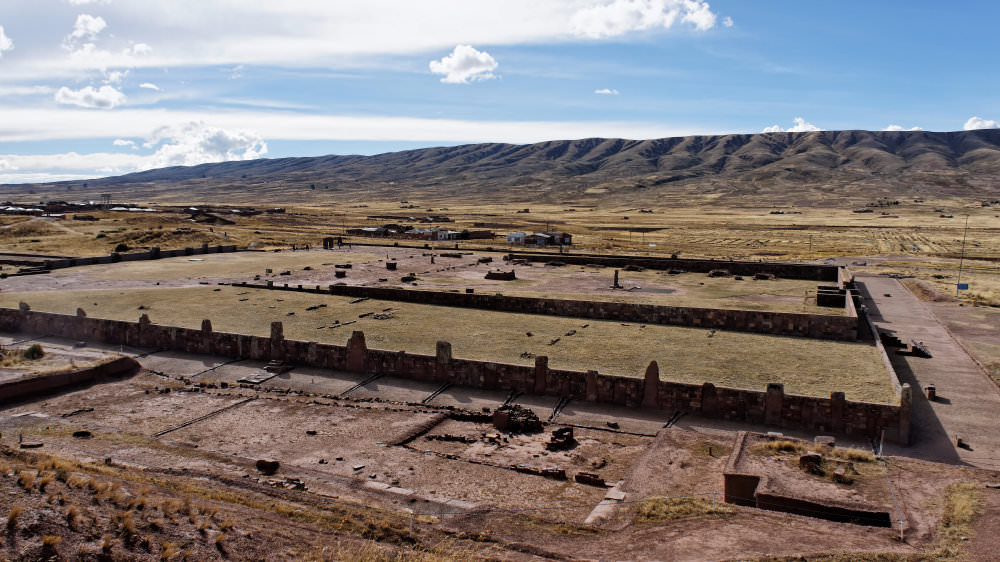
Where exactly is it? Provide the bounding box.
[114,243,130,253]
[7,505,23,529]
[96,233,106,239]
[23,344,44,360]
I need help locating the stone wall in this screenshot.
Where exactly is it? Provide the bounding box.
[236,282,860,341]
[507,252,840,281]
[0,356,140,405]
[0,308,909,443]
[724,431,893,527]
[42,244,238,270]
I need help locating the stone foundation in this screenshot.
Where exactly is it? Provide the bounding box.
[0,308,909,443]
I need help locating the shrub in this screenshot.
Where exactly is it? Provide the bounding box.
[6,505,23,529]
[838,448,876,463]
[41,535,61,555]
[66,505,81,531]
[101,535,117,553]
[114,243,130,252]
[22,344,44,360]
[161,541,179,560]
[17,470,36,491]
[758,440,806,454]
[37,473,54,492]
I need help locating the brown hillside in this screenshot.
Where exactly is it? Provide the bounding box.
[3,129,1000,206]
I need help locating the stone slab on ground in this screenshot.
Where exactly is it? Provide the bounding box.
[555,401,666,435]
[344,375,441,403]
[425,385,509,412]
[138,351,232,378]
[259,368,362,396]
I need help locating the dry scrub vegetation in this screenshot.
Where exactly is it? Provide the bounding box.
[635,496,735,522]
[0,447,497,561]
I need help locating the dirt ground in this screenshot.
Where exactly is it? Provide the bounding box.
[3,365,997,561]
[1,203,999,559]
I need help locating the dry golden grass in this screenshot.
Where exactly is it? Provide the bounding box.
[299,539,499,562]
[0,285,894,401]
[755,440,876,463]
[935,482,983,560]
[6,505,23,529]
[635,496,735,522]
[16,470,36,491]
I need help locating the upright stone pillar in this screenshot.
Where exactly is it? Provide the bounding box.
[586,370,598,402]
[765,383,784,426]
[533,356,549,395]
[641,361,660,409]
[270,321,284,360]
[701,382,718,416]
[830,391,846,433]
[435,341,452,382]
[898,384,912,445]
[346,331,368,373]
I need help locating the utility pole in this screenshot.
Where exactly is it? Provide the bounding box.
[956,214,970,297]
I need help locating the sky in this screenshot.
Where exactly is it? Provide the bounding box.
[0,0,999,184]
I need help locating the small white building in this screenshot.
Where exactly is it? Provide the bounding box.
[506,232,526,245]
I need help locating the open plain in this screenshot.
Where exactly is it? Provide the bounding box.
[0,193,997,561]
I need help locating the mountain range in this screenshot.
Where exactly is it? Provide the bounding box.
[5,129,1000,206]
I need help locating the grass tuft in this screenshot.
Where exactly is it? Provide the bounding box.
[6,505,23,529]
[636,496,735,522]
[16,470,36,491]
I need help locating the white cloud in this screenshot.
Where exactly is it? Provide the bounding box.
[0,2,734,81]
[884,125,922,132]
[138,82,160,91]
[143,121,267,168]
[65,14,107,46]
[429,45,498,84]
[571,0,718,38]
[762,117,821,133]
[54,85,126,109]
[0,105,706,148]
[0,122,269,183]
[0,25,13,58]
[595,88,619,95]
[722,16,734,27]
[964,116,1000,130]
[125,43,152,57]
[104,69,129,85]
[0,85,53,97]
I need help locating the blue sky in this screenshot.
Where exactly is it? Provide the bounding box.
[0,0,998,183]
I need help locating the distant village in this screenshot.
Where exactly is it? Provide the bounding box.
[1,200,573,246]
[347,224,572,246]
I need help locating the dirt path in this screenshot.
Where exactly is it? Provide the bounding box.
[858,275,1000,469]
